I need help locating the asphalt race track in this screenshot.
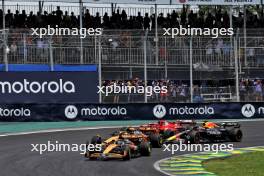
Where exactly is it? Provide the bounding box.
[0,121,264,176]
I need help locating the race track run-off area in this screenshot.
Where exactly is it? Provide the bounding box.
[0,121,263,176]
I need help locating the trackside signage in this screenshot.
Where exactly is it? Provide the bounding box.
[0,103,263,121]
[90,0,170,5]
[0,72,98,103]
[173,0,260,5]
[241,104,264,118]
[64,105,128,120]
[0,79,74,94]
[89,0,261,5]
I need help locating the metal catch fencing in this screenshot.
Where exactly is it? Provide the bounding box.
[1,29,264,103]
[1,29,262,68]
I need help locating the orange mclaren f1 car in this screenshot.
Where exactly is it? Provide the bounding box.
[84,131,151,161]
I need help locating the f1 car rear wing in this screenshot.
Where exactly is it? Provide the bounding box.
[176,120,197,125]
[220,122,241,128]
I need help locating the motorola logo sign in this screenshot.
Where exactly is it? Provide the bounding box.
[241,104,264,118]
[153,104,214,118]
[81,106,127,116]
[241,104,255,118]
[0,79,75,94]
[65,105,127,119]
[153,105,167,118]
[0,107,31,117]
[169,106,214,115]
[65,105,78,119]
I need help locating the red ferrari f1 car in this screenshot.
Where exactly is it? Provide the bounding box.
[138,120,196,147]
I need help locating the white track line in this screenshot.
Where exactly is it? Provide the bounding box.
[0,118,263,138]
[154,157,175,176]
[0,126,123,137]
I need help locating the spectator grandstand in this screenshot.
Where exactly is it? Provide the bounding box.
[1,6,264,29]
[1,4,264,103]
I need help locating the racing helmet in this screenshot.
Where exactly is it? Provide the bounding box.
[116,140,125,145]
[128,127,136,132]
[119,132,128,139]
[123,139,130,144]
[202,121,208,127]
[203,121,218,128]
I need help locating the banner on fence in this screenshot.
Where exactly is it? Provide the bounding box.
[0,103,263,121]
[89,0,170,4]
[172,0,261,5]
[0,72,98,103]
[88,0,260,5]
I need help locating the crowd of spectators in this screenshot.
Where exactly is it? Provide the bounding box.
[101,78,264,103]
[240,79,263,102]
[102,79,190,103]
[1,6,264,29]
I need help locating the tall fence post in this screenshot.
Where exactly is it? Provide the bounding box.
[238,34,242,73]
[79,0,84,64]
[3,32,8,71]
[2,0,8,71]
[243,5,247,67]
[98,36,102,103]
[2,0,5,30]
[164,36,167,79]
[129,35,132,79]
[190,36,193,103]
[144,30,148,103]
[155,4,158,66]
[23,33,27,63]
[49,39,54,71]
[94,35,97,64]
[229,5,233,67]
[234,36,240,102]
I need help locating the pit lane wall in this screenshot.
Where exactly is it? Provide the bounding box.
[0,103,263,121]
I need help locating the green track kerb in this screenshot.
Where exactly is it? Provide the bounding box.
[156,146,264,176]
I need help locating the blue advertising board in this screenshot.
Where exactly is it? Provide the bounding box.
[0,72,98,103]
[0,103,263,121]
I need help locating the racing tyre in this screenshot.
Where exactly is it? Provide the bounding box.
[189,131,200,144]
[84,152,89,158]
[84,151,97,160]
[85,140,89,147]
[229,129,243,142]
[123,147,131,161]
[91,136,102,144]
[88,154,97,160]
[140,142,151,156]
[149,133,162,148]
